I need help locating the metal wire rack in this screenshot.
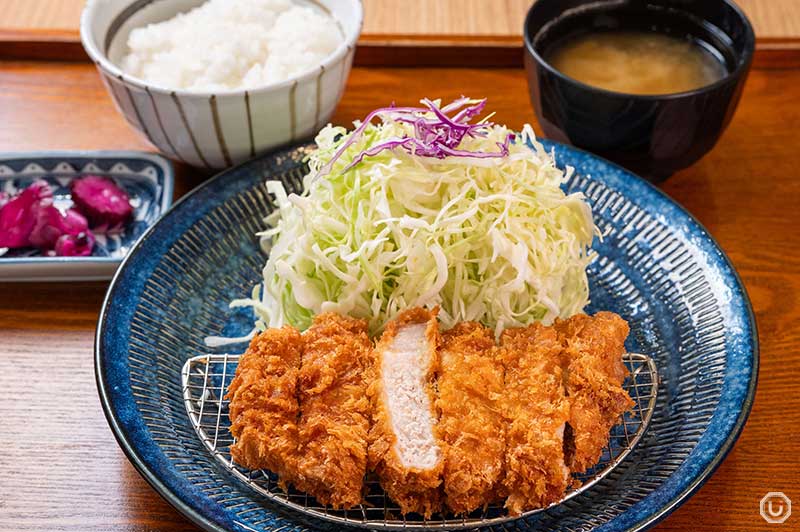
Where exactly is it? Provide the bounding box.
[181,352,658,531]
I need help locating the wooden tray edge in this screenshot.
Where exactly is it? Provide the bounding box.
[1,29,798,68]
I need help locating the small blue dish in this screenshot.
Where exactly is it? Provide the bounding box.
[0,151,173,281]
[96,142,757,532]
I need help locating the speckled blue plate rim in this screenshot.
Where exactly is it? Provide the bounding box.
[0,150,175,265]
[95,158,262,532]
[538,140,759,532]
[95,140,758,532]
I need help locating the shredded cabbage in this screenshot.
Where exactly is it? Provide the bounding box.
[236,98,597,336]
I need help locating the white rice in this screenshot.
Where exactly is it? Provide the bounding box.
[119,0,342,91]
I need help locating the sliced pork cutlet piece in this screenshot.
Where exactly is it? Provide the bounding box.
[227,326,303,487]
[294,313,373,509]
[368,307,444,517]
[436,321,505,515]
[555,311,635,473]
[500,323,570,515]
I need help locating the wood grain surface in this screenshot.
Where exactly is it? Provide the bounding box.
[3,0,799,66]
[0,61,799,531]
[1,0,799,42]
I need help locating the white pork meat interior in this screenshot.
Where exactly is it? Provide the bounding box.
[381,322,440,469]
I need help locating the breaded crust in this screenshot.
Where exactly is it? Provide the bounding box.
[368,307,443,517]
[555,312,634,473]
[555,311,629,383]
[293,313,373,509]
[436,321,505,515]
[227,326,303,486]
[224,310,634,518]
[500,324,570,515]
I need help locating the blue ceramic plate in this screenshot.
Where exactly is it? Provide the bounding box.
[0,151,173,281]
[96,142,757,532]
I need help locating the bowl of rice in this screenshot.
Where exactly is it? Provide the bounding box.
[81,0,362,168]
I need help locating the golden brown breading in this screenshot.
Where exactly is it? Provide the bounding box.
[500,323,571,515]
[224,310,634,517]
[555,311,634,473]
[368,307,443,517]
[436,321,505,515]
[227,326,303,486]
[293,313,373,509]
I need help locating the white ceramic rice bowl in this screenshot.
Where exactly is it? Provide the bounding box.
[81,0,362,168]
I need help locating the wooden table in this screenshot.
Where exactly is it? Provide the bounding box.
[3,0,800,65]
[3,0,800,46]
[2,49,800,532]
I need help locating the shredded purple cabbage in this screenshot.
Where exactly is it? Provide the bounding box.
[317,97,513,178]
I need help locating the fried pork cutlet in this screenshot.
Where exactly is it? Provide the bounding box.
[555,311,634,473]
[500,324,570,515]
[368,307,443,517]
[227,326,303,486]
[436,322,505,515]
[293,313,373,509]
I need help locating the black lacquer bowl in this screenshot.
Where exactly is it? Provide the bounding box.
[524,0,755,181]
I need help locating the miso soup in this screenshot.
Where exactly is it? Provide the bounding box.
[546,31,727,95]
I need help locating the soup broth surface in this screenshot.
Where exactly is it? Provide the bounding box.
[546,30,727,95]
